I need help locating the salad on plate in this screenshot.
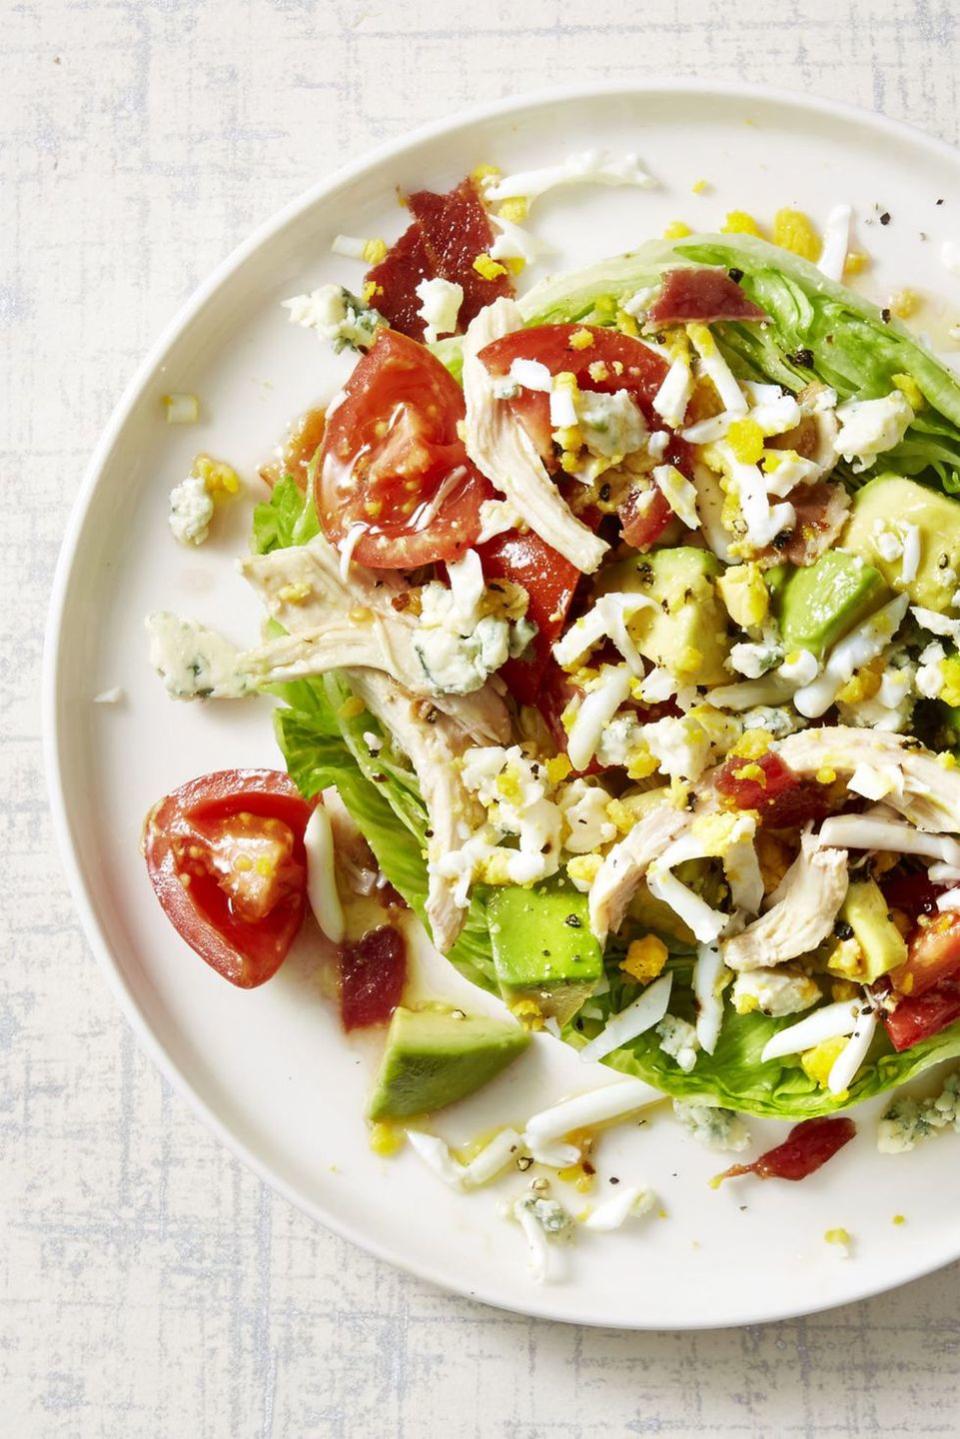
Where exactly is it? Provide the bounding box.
[139,155,960,1273]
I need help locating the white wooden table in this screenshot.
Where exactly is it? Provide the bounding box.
[5,2,960,1433]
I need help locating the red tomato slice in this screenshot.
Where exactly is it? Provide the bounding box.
[618,484,674,551]
[890,912,960,1000]
[316,330,488,569]
[884,977,960,1051]
[338,925,407,1031]
[478,529,581,705]
[144,770,313,989]
[478,324,672,465]
[714,751,832,829]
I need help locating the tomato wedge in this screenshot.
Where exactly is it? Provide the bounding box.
[890,912,960,1000]
[144,770,313,989]
[479,324,672,464]
[884,977,960,1051]
[315,330,488,569]
[478,529,581,705]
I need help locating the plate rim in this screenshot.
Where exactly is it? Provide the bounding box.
[42,77,960,1330]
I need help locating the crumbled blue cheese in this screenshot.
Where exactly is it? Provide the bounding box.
[742,704,802,737]
[283,284,383,352]
[672,1099,751,1152]
[145,612,253,700]
[727,639,784,679]
[414,570,532,695]
[835,392,914,473]
[577,390,647,458]
[168,474,214,546]
[656,1014,700,1072]
[878,1072,960,1152]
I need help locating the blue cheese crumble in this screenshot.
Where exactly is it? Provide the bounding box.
[169,474,215,546]
[878,1072,960,1152]
[672,1098,751,1152]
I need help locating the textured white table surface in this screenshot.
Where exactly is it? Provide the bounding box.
[5,1,960,1434]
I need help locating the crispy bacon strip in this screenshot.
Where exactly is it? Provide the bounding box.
[366,178,514,340]
[647,267,767,325]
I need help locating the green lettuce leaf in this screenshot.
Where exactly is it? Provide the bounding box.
[252,474,320,555]
[270,669,498,993]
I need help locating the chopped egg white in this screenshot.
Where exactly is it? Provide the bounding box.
[818,203,852,282]
[687,324,748,415]
[487,149,654,206]
[405,1131,464,1188]
[817,814,960,869]
[508,357,553,392]
[577,973,673,1064]
[827,1007,877,1094]
[304,804,345,943]
[760,1000,862,1063]
[523,1079,663,1159]
[652,463,699,528]
[93,687,125,705]
[731,968,821,1018]
[652,357,696,428]
[793,593,909,718]
[489,213,555,264]
[582,1185,655,1231]
[566,666,633,771]
[692,943,727,1054]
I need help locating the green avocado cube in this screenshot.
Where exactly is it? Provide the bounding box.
[367,1007,530,1121]
[779,549,888,658]
[596,545,730,685]
[839,878,907,982]
[842,474,960,612]
[487,881,603,1024]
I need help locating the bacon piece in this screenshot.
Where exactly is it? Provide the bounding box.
[338,924,406,1031]
[714,751,833,829]
[366,178,514,340]
[647,267,767,325]
[772,479,850,567]
[715,1116,856,1184]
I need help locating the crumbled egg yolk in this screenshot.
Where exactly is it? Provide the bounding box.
[816,766,837,785]
[726,417,766,466]
[193,453,240,497]
[801,1036,849,1088]
[363,280,383,303]
[940,655,960,707]
[587,359,610,383]
[893,1214,906,1226]
[939,751,960,770]
[497,196,529,223]
[338,695,366,720]
[567,853,602,888]
[730,727,773,761]
[510,997,545,1031]
[568,328,594,351]
[369,1122,405,1157]
[621,934,669,984]
[277,581,312,604]
[616,308,640,337]
[843,250,869,277]
[831,979,860,1003]
[546,753,573,785]
[890,289,921,320]
[691,812,749,859]
[557,1162,595,1193]
[605,798,636,835]
[772,208,822,262]
[892,372,924,409]
[473,252,508,281]
[826,936,867,980]
[836,658,884,705]
[360,238,388,265]
[626,745,659,781]
[470,162,501,186]
[691,178,710,194]
[663,220,692,240]
[721,210,764,237]
[824,1227,852,1250]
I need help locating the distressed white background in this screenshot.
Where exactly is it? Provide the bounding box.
[4,1,960,1434]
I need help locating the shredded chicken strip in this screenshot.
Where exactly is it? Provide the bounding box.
[346,670,482,953]
[778,726,960,833]
[721,834,848,972]
[238,534,509,745]
[588,798,692,940]
[461,297,608,573]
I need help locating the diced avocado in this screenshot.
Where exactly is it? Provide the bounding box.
[488,880,603,1024]
[842,473,960,611]
[763,563,790,610]
[367,1007,530,1121]
[836,878,907,982]
[596,545,730,684]
[779,549,888,658]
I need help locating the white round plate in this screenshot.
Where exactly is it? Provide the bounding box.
[45,82,960,1329]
